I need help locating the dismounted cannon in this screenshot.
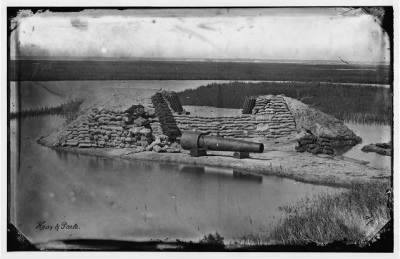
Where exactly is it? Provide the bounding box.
[180,131,264,159]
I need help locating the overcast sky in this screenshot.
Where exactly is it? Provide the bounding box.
[10,8,390,63]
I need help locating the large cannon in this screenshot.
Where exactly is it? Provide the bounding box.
[180,131,264,159]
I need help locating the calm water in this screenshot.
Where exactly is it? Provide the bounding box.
[10,115,340,244]
[344,122,391,170]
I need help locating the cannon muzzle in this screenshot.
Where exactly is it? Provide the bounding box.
[180,131,264,158]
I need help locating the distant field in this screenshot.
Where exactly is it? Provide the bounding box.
[9,60,390,84]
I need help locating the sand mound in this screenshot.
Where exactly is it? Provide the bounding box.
[282,96,361,155]
[283,96,359,139]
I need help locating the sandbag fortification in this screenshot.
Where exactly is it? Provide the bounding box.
[55,90,361,156]
[57,104,180,153]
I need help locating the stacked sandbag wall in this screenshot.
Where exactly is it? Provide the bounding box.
[152,92,298,139]
[173,113,296,139]
[149,118,163,136]
[241,96,256,114]
[173,114,259,138]
[161,91,184,113]
[295,134,335,155]
[58,107,154,149]
[295,134,361,155]
[251,95,297,137]
[151,92,181,139]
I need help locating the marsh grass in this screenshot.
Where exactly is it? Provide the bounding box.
[10,99,83,121]
[269,182,391,245]
[235,181,391,246]
[340,112,392,125]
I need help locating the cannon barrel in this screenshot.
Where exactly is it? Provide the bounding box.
[198,135,264,153]
[180,131,264,156]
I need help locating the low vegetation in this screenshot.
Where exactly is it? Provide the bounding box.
[10,99,83,121]
[235,181,391,246]
[337,112,392,125]
[272,182,391,245]
[199,232,225,246]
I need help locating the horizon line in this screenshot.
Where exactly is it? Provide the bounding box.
[10,56,390,65]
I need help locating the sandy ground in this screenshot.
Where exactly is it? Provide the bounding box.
[183,106,242,117]
[38,135,390,188]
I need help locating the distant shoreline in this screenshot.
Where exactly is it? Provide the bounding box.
[9,59,390,83]
[10,57,391,66]
[8,79,391,89]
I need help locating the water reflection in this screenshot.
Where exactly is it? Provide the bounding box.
[12,115,341,244]
[180,165,264,183]
[179,165,205,174]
